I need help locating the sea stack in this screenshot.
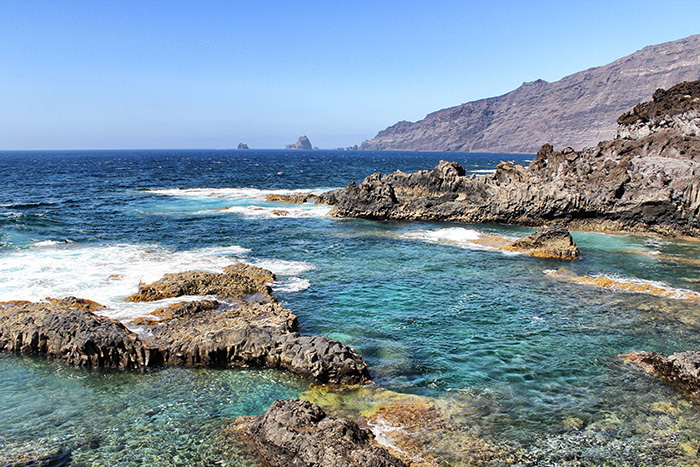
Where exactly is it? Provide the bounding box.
[285,136,313,150]
[237,143,250,150]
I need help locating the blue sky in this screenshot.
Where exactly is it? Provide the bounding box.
[1,1,699,150]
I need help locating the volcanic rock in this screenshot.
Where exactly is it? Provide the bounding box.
[125,269,273,302]
[286,136,314,150]
[324,81,700,238]
[241,398,407,467]
[507,224,580,259]
[629,351,700,398]
[0,300,160,369]
[237,143,250,150]
[0,265,371,385]
[266,192,317,204]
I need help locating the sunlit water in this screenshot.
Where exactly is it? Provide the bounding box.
[1,150,699,465]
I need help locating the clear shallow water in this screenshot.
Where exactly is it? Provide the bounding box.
[1,149,700,465]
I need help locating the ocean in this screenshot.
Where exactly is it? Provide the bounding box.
[1,149,699,466]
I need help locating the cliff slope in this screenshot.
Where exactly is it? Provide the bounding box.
[324,81,700,237]
[361,34,700,154]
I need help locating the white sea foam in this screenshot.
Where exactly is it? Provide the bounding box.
[402,227,482,244]
[272,278,311,293]
[252,258,315,276]
[0,243,251,321]
[147,187,330,200]
[217,204,332,219]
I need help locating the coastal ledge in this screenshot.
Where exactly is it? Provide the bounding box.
[624,351,700,399]
[318,81,700,239]
[0,264,371,386]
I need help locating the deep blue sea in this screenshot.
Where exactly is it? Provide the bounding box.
[1,149,700,466]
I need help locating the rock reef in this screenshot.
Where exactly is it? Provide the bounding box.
[0,264,370,385]
[323,81,700,238]
[235,398,407,467]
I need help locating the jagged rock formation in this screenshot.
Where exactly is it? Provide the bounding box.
[507,224,580,259]
[627,351,700,399]
[237,143,250,150]
[322,81,700,238]
[0,298,161,370]
[237,399,407,467]
[286,136,314,150]
[361,34,700,153]
[266,192,317,204]
[0,265,371,385]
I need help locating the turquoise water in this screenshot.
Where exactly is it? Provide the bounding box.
[1,150,699,465]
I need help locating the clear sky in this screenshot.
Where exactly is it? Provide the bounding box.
[1,1,699,150]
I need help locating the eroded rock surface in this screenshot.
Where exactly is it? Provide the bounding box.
[507,224,580,259]
[240,399,407,467]
[0,299,160,369]
[324,81,700,238]
[0,265,371,385]
[630,351,700,398]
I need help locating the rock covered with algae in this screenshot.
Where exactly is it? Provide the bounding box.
[233,398,407,467]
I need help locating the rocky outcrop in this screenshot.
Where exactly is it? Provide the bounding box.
[286,136,314,150]
[507,224,580,259]
[124,268,274,302]
[0,265,371,385]
[0,299,160,370]
[324,81,700,238]
[266,192,317,204]
[627,351,700,398]
[361,34,700,153]
[237,143,250,150]
[239,399,407,467]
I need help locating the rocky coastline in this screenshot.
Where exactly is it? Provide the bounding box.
[0,263,370,385]
[322,81,700,239]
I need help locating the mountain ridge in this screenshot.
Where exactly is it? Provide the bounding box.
[360,34,700,154]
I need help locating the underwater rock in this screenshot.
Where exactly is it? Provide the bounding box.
[241,398,407,467]
[0,447,72,467]
[0,300,160,369]
[322,82,700,238]
[507,224,580,259]
[631,351,700,398]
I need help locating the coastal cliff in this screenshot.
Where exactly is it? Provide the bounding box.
[323,81,700,238]
[360,34,700,153]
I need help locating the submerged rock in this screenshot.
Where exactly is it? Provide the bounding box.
[322,81,700,238]
[0,447,72,467]
[507,224,580,259]
[238,399,407,467]
[628,351,700,398]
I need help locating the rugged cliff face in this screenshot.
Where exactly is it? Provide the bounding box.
[360,34,700,154]
[323,81,700,237]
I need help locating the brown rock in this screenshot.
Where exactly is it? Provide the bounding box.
[241,399,407,467]
[266,192,317,204]
[507,224,580,259]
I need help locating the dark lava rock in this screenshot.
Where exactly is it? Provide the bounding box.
[323,81,700,238]
[508,224,580,259]
[245,399,407,467]
[1,265,371,385]
[637,351,700,398]
[0,300,160,369]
